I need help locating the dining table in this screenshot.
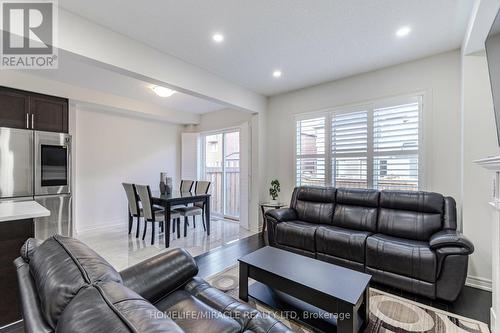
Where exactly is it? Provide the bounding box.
[151,190,211,248]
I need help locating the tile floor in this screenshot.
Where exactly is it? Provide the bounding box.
[77,216,256,271]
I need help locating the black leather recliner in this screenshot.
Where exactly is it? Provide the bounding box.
[265,186,474,302]
[14,235,294,333]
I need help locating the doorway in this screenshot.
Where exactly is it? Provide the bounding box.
[202,130,240,220]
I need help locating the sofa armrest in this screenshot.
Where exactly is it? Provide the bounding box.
[14,257,53,333]
[265,208,297,222]
[429,230,474,254]
[120,248,198,303]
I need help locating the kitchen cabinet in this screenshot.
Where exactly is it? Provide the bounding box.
[0,218,33,327]
[0,86,68,133]
[0,201,49,328]
[0,87,30,130]
[30,94,68,133]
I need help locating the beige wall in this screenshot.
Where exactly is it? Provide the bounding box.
[74,105,182,234]
[266,50,462,204]
[461,53,498,289]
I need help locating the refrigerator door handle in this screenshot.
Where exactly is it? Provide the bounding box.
[31,113,34,129]
[25,113,29,129]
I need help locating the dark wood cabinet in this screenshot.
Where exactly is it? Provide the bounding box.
[0,218,34,327]
[0,86,68,133]
[0,87,29,130]
[30,94,68,133]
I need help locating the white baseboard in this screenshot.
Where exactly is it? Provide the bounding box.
[466,275,493,291]
[75,219,126,236]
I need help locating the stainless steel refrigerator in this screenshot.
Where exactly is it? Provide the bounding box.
[0,127,72,239]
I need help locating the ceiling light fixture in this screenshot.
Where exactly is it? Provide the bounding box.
[272,70,282,78]
[396,26,411,37]
[212,33,224,43]
[152,86,177,98]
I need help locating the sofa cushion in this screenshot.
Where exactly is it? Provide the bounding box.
[316,226,371,263]
[155,290,241,333]
[333,188,379,232]
[378,191,444,241]
[276,221,317,252]
[20,238,43,263]
[29,235,123,329]
[291,186,336,225]
[366,234,437,283]
[56,281,183,333]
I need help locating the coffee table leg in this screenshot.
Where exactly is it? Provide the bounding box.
[239,262,249,302]
[338,301,357,333]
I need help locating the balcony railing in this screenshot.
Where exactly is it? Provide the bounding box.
[205,167,240,218]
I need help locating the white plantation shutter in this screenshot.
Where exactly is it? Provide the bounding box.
[332,110,368,188]
[296,116,326,186]
[373,98,421,190]
[295,95,422,190]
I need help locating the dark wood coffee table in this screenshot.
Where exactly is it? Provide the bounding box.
[238,246,371,333]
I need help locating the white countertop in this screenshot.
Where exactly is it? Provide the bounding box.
[0,201,50,222]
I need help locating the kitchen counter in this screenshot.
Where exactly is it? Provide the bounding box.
[0,201,50,222]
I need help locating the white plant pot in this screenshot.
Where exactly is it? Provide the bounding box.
[269,199,278,205]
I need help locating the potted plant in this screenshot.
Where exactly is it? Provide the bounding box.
[269,179,280,204]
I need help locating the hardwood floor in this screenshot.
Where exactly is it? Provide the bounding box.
[195,231,266,278]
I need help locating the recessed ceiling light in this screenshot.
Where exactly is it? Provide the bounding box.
[212,33,224,43]
[396,26,411,37]
[272,70,282,78]
[152,86,177,98]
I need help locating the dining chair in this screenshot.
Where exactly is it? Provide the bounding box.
[175,181,211,234]
[135,184,181,245]
[180,180,195,192]
[172,179,195,234]
[122,183,142,238]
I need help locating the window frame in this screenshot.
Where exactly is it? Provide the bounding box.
[294,93,425,190]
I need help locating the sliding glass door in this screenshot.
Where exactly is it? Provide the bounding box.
[202,130,240,220]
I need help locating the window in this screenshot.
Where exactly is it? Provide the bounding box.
[296,95,422,190]
[332,110,368,188]
[296,117,326,186]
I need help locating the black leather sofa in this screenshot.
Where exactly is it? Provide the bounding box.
[14,235,294,333]
[265,186,474,302]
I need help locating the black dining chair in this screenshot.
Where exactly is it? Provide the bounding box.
[135,184,181,245]
[122,183,142,238]
[175,181,211,234]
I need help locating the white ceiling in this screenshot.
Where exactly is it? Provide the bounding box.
[58,0,474,96]
[28,51,226,114]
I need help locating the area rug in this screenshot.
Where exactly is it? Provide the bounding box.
[206,265,489,333]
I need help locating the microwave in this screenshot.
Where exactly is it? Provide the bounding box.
[34,131,72,196]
